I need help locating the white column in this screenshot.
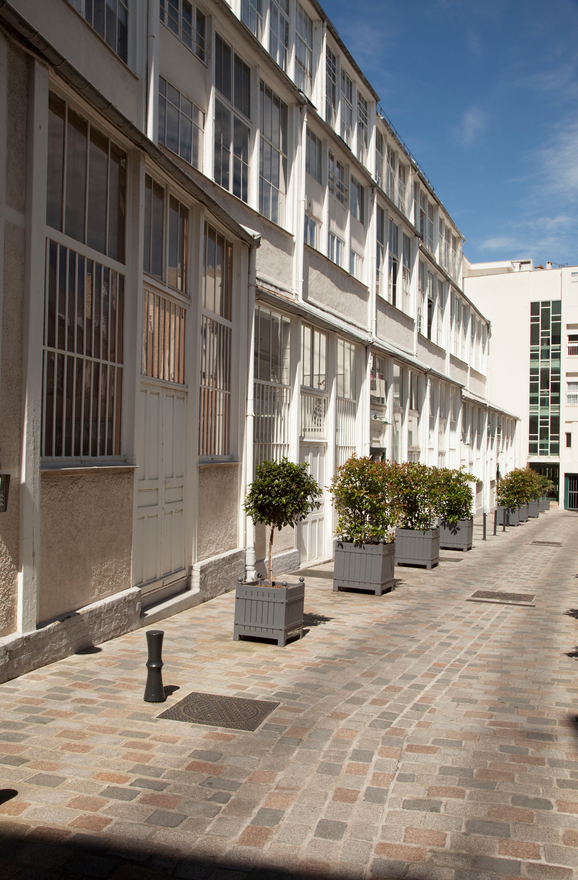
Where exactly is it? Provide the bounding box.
[18,61,49,633]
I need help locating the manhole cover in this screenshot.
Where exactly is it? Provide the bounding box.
[158,692,279,731]
[531,541,562,547]
[468,590,535,607]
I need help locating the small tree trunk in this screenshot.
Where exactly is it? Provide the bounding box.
[268,525,274,587]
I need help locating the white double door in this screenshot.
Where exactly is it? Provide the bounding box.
[134,384,188,605]
[297,443,326,565]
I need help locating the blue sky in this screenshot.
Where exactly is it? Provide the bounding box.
[322,0,578,268]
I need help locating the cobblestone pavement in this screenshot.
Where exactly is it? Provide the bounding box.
[1,509,578,880]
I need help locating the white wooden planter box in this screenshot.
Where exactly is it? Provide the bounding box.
[439,519,473,551]
[395,528,440,569]
[233,579,305,647]
[333,541,395,596]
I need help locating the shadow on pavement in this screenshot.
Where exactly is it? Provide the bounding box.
[0,826,344,880]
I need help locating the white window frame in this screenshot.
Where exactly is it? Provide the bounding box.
[160,0,207,63]
[158,77,204,170]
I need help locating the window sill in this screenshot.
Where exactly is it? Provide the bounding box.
[40,462,137,473]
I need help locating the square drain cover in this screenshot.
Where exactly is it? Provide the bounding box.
[468,590,535,607]
[158,692,279,731]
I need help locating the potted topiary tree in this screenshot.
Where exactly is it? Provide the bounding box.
[437,467,477,551]
[496,470,530,526]
[393,462,442,569]
[235,458,322,646]
[538,475,554,511]
[330,456,401,596]
[526,468,543,518]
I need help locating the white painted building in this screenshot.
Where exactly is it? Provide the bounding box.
[0,0,518,678]
[464,258,578,508]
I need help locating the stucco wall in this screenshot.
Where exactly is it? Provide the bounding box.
[197,463,239,561]
[449,354,468,386]
[417,337,446,373]
[39,469,133,622]
[376,299,414,352]
[0,44,29,637]
[469,368,487,398]
[304,248,369,329]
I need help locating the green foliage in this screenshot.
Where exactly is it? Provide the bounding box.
[390,462,442,532]
[244,458,322,586]
[330,456,401,544]
[436,468,476,526]
[496,467,543,508]
[537,473,555,497]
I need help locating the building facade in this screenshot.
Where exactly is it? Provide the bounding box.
[0,0,518,679]
[464,258,578,509]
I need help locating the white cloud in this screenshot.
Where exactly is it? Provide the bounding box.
[477,213,577,264]
[534,121,578,201]
[454,107,486,148]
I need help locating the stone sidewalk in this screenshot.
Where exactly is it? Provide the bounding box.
[0,509,578,879]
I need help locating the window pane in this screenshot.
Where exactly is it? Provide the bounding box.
[108,143,126,263]
[47,94,65,230]
[65,109,88,243]
[215,35,232,101]
[87,127,108,254]
[152,180,164,278]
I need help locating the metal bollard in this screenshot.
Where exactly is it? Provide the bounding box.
[493,510,497,536]
[502,511,507,532]
[483,512,487,541]
[144,629,166,703]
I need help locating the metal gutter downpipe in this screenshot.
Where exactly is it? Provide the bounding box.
[244,243,258,583]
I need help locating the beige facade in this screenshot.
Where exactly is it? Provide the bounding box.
[0,0,519,681]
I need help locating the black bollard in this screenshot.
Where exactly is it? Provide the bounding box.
[483,511,487,541]
[144,629,166,703]
[493,510,497,536]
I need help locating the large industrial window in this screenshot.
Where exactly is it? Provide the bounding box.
[328,151,347,205]
[306,128,322,183]
[269,0,289,70]
[254,306,291,463]
[259,82,288,223]
[143,176,189,294]
[42,241,124,458]
[340,70,353,146]
[69,0,128,63]
[44,95,126,460]
[295,4,313,95]
[529,300,561,456]
[301,325,327,440]
[199,224,233,456]
[376,206,385,298]
[158,78,204,169]
[160,0,206,62]
[47,93,126,263]
[326,46,338,126]
[214,35,251,203]
[241,0,263,38]
[142,290,185,385]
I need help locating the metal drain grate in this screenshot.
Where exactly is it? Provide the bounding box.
[531,541,562,547]
[468,590,535,607]
[158,692,279,731]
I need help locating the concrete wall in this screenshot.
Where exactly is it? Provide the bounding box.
[304,248,369,329]
[417,337,446,373]
[197,463,240,561]
[469,367,487,398]
[39,469,133,622]
[0,586,141,684]
[376,299,414,353]
[12,0,141,125]
[449,355,468,386]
